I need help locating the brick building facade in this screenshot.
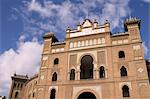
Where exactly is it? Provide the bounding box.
[9,18,150,99]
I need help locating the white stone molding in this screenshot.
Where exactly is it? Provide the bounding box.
[70,42,73,48]
[123,39,128,43]
[81,41,85,47]
[85,40,88,46]
[70,27,105,38]
[51,48,64,53]
[133,45,140,50]
[118,40,123,44]
[49,86,58,93]
[52,49,56,53]
[139,83,148,86]
[137,67,144,73]
[97,38,101,44]
[42,56,48,60]
[102,38,105,44]
[77,51,97,64]
[73,86,101,99]
[89,39,93,45]
[77,41,81,47]
[119,82,132,90]
[74,42,77,48]
[105,68,108,78]
[93,39,97,45]
[112,39,129,45]
[40,75,44,80]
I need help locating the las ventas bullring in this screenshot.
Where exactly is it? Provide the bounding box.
[9,18,150,99]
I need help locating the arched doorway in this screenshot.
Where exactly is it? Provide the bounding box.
[77,92,96,99]
[80,55,94,79]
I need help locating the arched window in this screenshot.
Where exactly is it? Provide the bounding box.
[50,89,56,99]
[99,66,105,78]
[14,83,16,88]
[52,72,57,81]
[120,66,127,77]
[80,55,94,79]
[32,92,35,97]
[54,58,59,65]
[122,85,130,97]
[15,91,19,98]
[17,83,20,88]
[70,69,75,80]
[119,51,125,58]
[20,84,23,88]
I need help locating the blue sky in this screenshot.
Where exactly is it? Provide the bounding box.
[0,0,150,97]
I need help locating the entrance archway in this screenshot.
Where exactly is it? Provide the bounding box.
[77,92,96,99]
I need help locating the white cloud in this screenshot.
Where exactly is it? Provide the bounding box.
[142,42,149,55]
[142,0,150,3]
[18,0,131,38]
[28,0,51,17]
[0,40,42,96]
[19,34,26,42]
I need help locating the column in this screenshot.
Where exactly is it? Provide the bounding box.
[76,65,80,80]
[67,71,70,80]
[105,68,108,78]
[94,63,99,79]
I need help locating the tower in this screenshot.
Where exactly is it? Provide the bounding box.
[8,74,28,99]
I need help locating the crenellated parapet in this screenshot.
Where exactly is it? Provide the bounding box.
[124,17,141,31]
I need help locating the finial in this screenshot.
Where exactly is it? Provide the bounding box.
[66,26,71,32]
[77,22,82,31]
[105,20,109,24]
[67,26,71,30]
[93,19,98,28]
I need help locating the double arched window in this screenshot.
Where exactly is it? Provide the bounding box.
[122,85,130,97]
[52,72,57,81]
[70,69,75,80]
[119,51,125,58]
[50,89,56,99]
[80,55,94,79]
[120,66,127,77]
[54,58,59,65]
[99,66,105,78]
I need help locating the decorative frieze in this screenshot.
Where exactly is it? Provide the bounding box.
[112,39,128,45]
[133,45,140,50]
[51,48,64,53]
[70,28,105,38]
[133,45,142,59]
[69,38,105,49]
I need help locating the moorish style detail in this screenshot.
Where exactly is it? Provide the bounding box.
[9,18,150,99]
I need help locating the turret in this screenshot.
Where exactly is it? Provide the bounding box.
[124,17,141,42]
[93,19,98,29]
[8,74,28,99]
[104,20,110,32]
[42,32,58,54]
[77,22,82,31]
